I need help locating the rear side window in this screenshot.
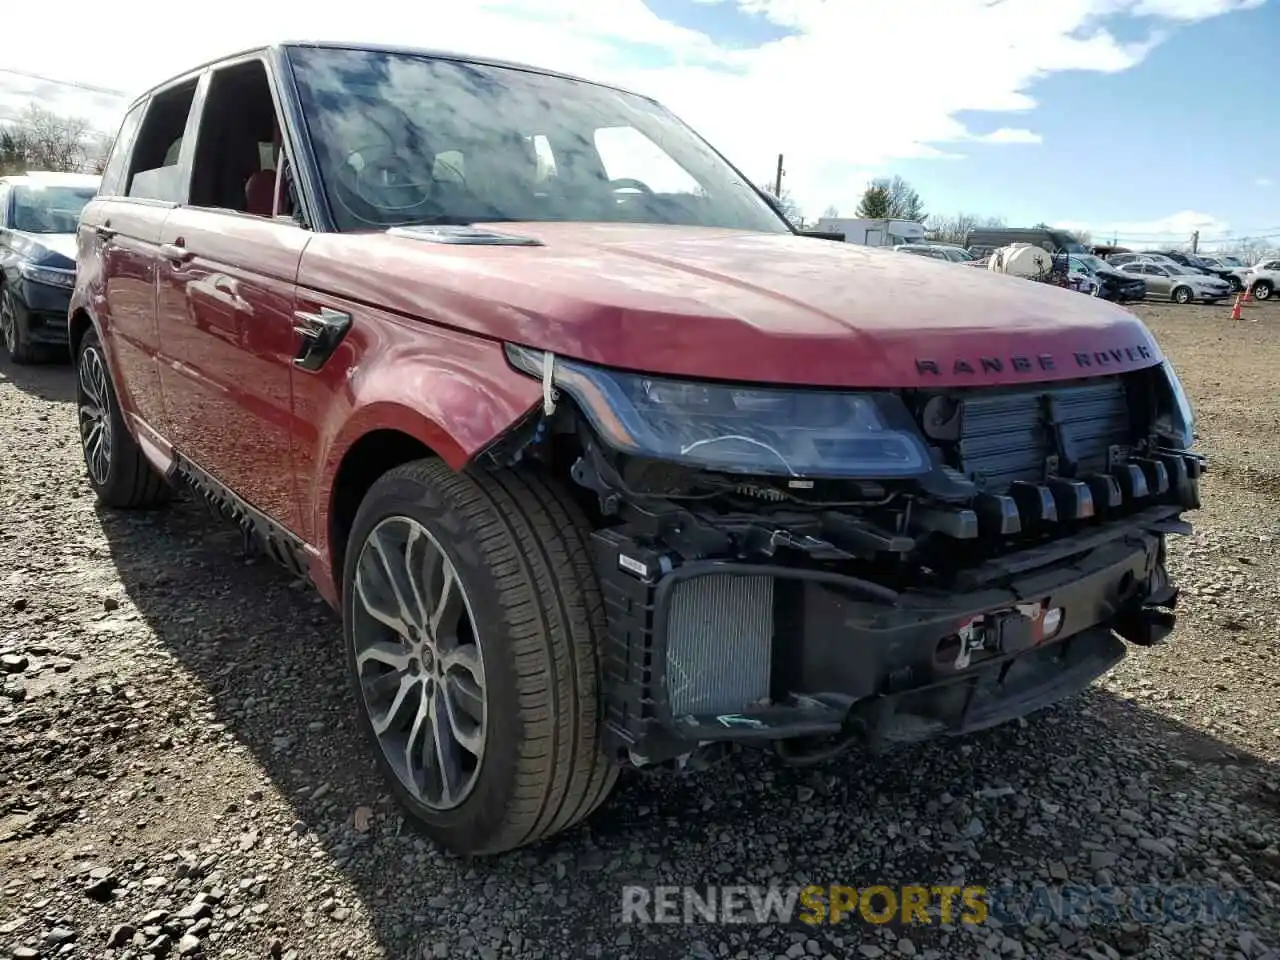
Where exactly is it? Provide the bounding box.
[126,79,199,203]
[98,101,147,198]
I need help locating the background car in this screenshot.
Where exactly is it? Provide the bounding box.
[0,171,101,363]
[1145,249,1242,291]
[1116,261,1231,304]
[1242,258,1280,300]
[893,243,954,261]
[1107,252,1182,270]
[1069,254,1146,302]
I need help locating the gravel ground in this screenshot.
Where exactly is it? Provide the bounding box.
[2,300,1279,960]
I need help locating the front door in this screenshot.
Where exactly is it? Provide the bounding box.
[156,206,308,534]
[152,56,310,535]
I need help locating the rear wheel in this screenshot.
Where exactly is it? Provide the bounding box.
[0,285,37,364]
[1254,279,1273,301]
[1172,286,1193,305]
[343,460,617,855]
[75,329,171,508]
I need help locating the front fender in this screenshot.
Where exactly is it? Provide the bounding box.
[301,315,542,557]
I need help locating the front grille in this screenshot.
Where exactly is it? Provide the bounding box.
[665,574,773,717]
[954,378,1132,492]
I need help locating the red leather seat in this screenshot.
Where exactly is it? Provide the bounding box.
[245,169,276,217]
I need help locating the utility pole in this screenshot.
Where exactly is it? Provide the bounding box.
[1191,230,1199,254]
[774,154,784,197]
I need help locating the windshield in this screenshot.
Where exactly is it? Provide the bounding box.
[1077,254,1107,271]
[1221,256,1244,267]
[286,47,790,234]
[11,184,97,233]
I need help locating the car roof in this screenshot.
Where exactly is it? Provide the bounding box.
[129,40,656,110]
[0,171,101,189]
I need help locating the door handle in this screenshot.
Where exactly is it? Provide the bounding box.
[160,242,193,264]
[94,223,116,240]
[292,306,352,371]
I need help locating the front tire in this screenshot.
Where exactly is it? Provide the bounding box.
[75,329,171,509]
[342,460,617,856]
[0,285,37,365]
[1172,286,1193,305]
[1254,279,1273,301]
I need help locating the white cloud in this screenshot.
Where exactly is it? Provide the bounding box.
[1257,177,1274,187]
[0,0,1263,216]
[970,128,1044,145]
[1054,210,1229,243]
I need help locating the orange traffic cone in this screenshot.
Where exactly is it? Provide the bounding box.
[1242,284,1254,305]
[1230,294,1243,321]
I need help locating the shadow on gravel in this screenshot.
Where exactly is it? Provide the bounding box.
[94,493,1279,959]
[0,354,76,402]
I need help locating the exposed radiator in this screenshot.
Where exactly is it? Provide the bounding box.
[665,574,773,717]
[955,378,1132,491]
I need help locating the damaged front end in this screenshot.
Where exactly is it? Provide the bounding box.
[494,344,1203,771]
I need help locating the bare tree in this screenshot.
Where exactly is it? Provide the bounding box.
[821,204,839,219]
[926,212,1007,244]
[0,103,104,174]
[883,176,925,221]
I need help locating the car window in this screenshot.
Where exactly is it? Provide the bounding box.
[187,59,294,219]
[99,101,148,198]
[1264,261,1280,271]
[0,184,9,228]
[126,79,198,203]
[286,45,786,233]
[594,126,701,195]
[10,184,98,233]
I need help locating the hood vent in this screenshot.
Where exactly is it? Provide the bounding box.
[386,224,543,246]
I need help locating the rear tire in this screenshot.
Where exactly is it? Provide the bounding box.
[1172,286,1193,305]
[75,329,171,509]
[342,459,617,856]
[0,285,38,365]
[1254,279,1273,301]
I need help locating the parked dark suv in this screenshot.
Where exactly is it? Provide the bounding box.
[72,41,1203,856]
[0,171,100,362]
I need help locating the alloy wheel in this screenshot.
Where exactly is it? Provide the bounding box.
[351,516,487,811]
[0,290,16,354]
[77,346,113,486]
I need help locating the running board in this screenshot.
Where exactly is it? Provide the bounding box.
[167,455,311,580]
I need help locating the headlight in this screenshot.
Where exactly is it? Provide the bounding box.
[18,262,75,288]
[1153,360,1196,449]
[505,345,933,479]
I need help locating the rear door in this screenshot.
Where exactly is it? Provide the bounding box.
[154,56,309,535]
[78,85,197,444]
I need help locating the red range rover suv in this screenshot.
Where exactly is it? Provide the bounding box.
[71,41,1203,856]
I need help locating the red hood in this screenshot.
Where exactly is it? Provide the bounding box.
[297,222,1163,388]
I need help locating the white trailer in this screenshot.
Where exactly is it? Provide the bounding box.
[812,217,927,247]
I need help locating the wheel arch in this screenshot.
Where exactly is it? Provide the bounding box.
[314,387,541,605]
[68,306,96,359]
[327,424,439,602]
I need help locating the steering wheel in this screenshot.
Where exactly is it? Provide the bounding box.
[609,178,655,197]
[336,141,442,221]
